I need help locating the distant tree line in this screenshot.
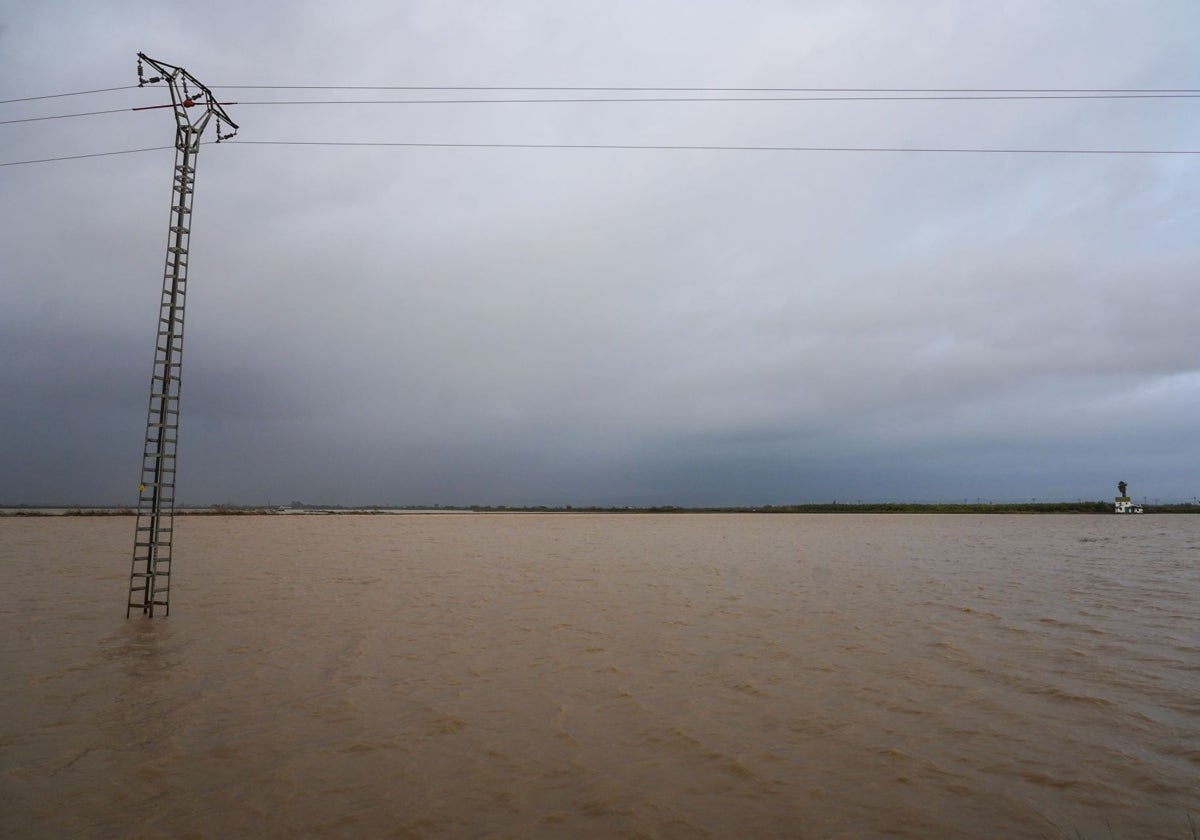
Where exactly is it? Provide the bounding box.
[5,501,1200,515]
[464,501,1182,514]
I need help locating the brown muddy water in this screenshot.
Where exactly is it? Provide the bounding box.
[1,513,1197,838]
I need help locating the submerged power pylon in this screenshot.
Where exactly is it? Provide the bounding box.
[126,53,237,618]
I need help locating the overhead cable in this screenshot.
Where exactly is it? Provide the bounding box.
[213,85,1200,93]
[7,91,1199,127]
[0,107,133,125]
[231,140,1200,155]
[6,84,1199,106]
[0,85,138,104]
[229,93,1200,105]
[5,139,1199,168]
[0,146,175,167]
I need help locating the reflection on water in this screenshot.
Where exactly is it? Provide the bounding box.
[1,513,1198,838]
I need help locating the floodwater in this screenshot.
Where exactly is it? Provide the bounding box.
[1,513,1197,838]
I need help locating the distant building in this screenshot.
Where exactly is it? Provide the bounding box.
[1114,481,1143,514]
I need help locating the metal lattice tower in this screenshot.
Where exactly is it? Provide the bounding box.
[127,53,237,618]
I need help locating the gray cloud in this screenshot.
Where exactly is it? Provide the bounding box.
[2,1,1199,506]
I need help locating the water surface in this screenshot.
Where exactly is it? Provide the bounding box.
[1,513,1197,837]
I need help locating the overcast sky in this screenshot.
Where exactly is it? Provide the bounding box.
[2,1,1198,506]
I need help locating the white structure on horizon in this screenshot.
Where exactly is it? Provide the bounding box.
[1114,480,1144,514]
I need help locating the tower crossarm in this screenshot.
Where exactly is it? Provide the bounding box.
[137,52,239,147]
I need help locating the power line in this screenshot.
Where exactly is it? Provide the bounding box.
[214,85,1200,93]
[230,93,1200,105]
[5,139,1198,168]
[11,91,1196,126]
[0,107,132,125]
[0,85,138,104]
[0,146,174,167]
[227,139,1200,155]
[5,83,1199,108]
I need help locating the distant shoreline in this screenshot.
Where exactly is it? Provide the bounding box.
[3,502,1198,516]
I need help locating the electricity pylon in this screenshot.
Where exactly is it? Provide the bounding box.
[127,53,237,618]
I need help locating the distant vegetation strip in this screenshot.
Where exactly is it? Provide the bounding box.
[465,501,1200,514]
[3,501,1199,515]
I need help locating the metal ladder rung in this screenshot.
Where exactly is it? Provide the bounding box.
[128,103,215,618]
